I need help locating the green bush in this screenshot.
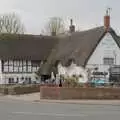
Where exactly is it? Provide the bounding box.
[64,76,80,87]
[63,76,91,88]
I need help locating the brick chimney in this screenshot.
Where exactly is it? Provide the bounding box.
[104,8,111,31]
[69,19,75,33]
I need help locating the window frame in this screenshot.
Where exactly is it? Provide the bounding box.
[2,60,41,73]
[103,57,114,65]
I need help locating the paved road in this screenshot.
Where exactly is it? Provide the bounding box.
[0,99,120,120]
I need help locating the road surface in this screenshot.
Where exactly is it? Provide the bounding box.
[0,99,120,120]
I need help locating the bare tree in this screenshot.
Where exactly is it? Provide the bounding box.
[45,17,65,36]
[0,13,25,34]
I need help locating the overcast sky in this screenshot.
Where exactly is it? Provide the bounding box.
[0,0,120,35]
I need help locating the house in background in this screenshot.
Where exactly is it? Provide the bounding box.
[0,9,120,84]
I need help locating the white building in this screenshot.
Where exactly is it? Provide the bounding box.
[0,35,56,84]
[0,10,120,84]
[40,10,120,83]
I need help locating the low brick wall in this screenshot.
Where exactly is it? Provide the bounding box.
[0,84,57,95]
[0,84,40,95]
[8,85,40,95]
[40,87,120,100]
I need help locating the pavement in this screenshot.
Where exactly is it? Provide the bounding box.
[0,92,120,106]
[0,98,120,120]
[1,92,40,102]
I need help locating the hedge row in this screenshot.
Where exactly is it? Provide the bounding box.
[0,84,40,95]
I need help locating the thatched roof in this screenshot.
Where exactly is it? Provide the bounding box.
[38,26,120,75]
[0,27,119,75]
[53,26,120,66]
[0,33,58,60]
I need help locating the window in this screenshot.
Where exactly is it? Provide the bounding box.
[28,61,31,65]
[103,58,114,65]
[23,61,26,66]
[31,60,41,72]
[2,60,9,72]
[14,66,18,72]
[8,78,14,84]
[9,61,13,65]
[16,77,19,83]
[109,67,120,73]
[9,66,13,72]
[27,66,32,72]
[23,66,26,72]
[19,61,22,66]
[2,60,40,73]
[3,61,8,65]
[13,60,20,72]
[36,66,40,70]
[19,67,23,72]
[21,77,24,80]
[4,66,8,72]
[32,67,37,72]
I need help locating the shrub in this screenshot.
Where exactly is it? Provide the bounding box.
[64,76,80,87]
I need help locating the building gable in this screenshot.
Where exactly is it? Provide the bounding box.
[86,32,120,71]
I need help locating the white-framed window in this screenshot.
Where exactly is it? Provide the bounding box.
[32,67,37,72]
[4,66,8,72]
[14,66,19,72]
[9,60,13,66]
[27,66,32,72]
[2,60,41,73]
[9,66,13,72]
[103,58,114,65]
[19,67,23,72]
[3,61,8,65]
[28,61,31,65]
[8,78,14,84]
[19,61,22,66]
[23,66,26,72]
[23,61,26,66]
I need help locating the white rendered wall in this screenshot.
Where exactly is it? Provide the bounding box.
[86,32,120,79]
[1,60,40,84]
